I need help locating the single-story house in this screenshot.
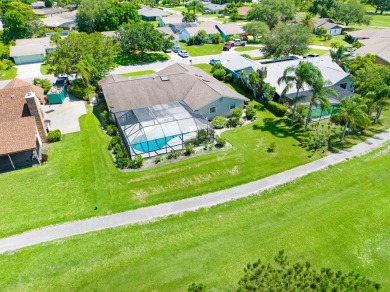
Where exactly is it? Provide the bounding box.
[204,3,226,13]
[0,79,48,171]
[349,28,390,66]
[179,21,219,42]
[158,13,183,27]
[237,6,251,19]
[216,23,245,39]
[224,55,353,115]
[41,11,77,30]
[138,6,169,21]
[10,37,54,65]
[157,26,178,41]
[33,7,68,16]
[30,1,45,9]
[99,63,249,158]
[314,18,349,36]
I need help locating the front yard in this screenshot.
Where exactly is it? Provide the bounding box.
[0,67,17,81]
[115,52,170,66]
[179,42,224,56]
[310,34,349,47]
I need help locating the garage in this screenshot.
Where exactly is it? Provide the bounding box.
[12,54,45,65]
[10,38,52,65]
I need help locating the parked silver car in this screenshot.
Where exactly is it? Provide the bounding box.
[178,50,189,58]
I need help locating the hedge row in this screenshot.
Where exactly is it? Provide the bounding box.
[264,101,287,117]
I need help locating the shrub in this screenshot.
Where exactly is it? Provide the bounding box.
[224,73,233,83]
[133,155,144,168]
[230,107,243,119]
[267,142,276,153]
[155,156,163,164]
[106,124,117,136]
[100,110,109,121]
[211,116,227,129]
[211,62,224,73]
[215,135,226,147]
[117,157,130,169]
[184,143,195,156]
[33,78,52,94]
[264,101,287,117]
[245,105,256,120]
[47,129,61,142]
[167,149,181,159]
[203,140,209,150]
[213,69,226,81]
[70,79,95,101]
[108,137,121,150]
[211,33,222,44]
[98,99,108,111]
[187,36,195,46]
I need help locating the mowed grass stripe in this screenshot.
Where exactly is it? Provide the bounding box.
[0,144,389,291]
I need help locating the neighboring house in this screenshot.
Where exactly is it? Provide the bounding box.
[224,55,353,113]
[349,29,390,66]
[158,14,182,27]
[138,6,169,21]
[204,3,226,13]
[216,23,245,39]
[237,6,250,19]
[30,1,45,9]
[10,37,54,65]
[99,63,248,158]
[179,21,219,42]
[0,79,48,172]
[33,7,68,16]
[41,11,77,30]
[101,31,117,38]
[314,18,348,36]
[157,26,178,41]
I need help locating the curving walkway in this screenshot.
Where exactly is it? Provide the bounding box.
[0,130,389,254]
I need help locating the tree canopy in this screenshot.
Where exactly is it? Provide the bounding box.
[309,0,337,18]
[76,0,140,33]
[330,0,371,26]
[247,0,296,29]
[368,0,390,14]
[261,24,311,58]
[45,32,118,86]
[243,21,269,42]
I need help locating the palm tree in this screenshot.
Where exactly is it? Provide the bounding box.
[330,46,349,72]
[367,86,390,124]
[305,79,338,130]
[333,95,370,142]
[277,62,320,126]
[187,0,204,15]
[302,13,315,29]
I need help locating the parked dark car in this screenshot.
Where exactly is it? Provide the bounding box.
[223,42,233,51]
[163,47,172,53]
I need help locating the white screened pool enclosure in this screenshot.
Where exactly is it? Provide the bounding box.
[113,101,214,159]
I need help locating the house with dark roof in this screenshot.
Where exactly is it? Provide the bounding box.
[204,3,226,13]
[99,63,249,158]
[314,18,348,36]
[0,79,48,171]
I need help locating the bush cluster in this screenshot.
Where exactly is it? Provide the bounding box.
[211,116,227,129]
[47,129,61,143]
[264,101,287,117]
[70,79,95,101]
[213,68,226,81]
[245,105,257,120]
[108,137,143,169]
[215,135,226,147]
[167,149,182,159]
[33,78,52,94]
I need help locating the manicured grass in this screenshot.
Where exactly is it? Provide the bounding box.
[0,67,17,81]
[368,12,390,27]
[115,52,170,66]
[310,34,349,47]
[1,144,389,290]
[40,64,52,75]
[234,46,259,52]
[0,101,327,237]
[119,70,156,77]
[179,42,224,56]
[167,6,186,12]
[306,48,329,56]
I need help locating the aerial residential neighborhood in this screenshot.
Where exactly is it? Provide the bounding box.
[0,0,389,290]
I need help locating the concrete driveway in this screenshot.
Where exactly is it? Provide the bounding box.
[42,94,87,134]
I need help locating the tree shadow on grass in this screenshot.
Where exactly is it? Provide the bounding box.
[115,52,170,66]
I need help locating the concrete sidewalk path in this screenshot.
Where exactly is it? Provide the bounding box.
[0,130,389,254]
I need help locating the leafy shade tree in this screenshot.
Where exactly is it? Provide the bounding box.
[330,46,350,72]
[261,24,311,58]
[317,27,327,41]
[367,86,390,124]
[309,0,337,18]
[351,63,390,95]
[194,30,209,45]
[236,250,381,291]
[45,32,118,85]
[278,61,320,126]
[247,0,296,29]
[246,70,262,98]
[330,0,371,26]
[305,79,337,130]
[50,33,62,45]
[349,54,377,75]
[116,22,172,59]
[333,95,370,142]
[76,0,140,33]
[301,12,315,29]
[368,0,390,14]
[243,21,269,42]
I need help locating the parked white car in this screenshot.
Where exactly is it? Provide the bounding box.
[178,50,189,58]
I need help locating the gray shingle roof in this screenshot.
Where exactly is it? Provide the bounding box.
[138,7,169,18]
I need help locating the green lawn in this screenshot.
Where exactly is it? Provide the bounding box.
[1,143,389,290]
[115,52,170,66]
[306,48,329,56]
[179,42,224,56]
[119,70,156,77]
[0,101,328,238]
[40,64,53,75]
[0,67,17,81]
[310,34,349,47]
[368,12,390,27]
[234,46,259,52]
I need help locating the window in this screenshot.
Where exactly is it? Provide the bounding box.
[229,102,236,110]
[340,83,347,89]
[209,106,216,114]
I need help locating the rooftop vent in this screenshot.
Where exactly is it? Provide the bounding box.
[160,76,169,81]
[10,95,15,99]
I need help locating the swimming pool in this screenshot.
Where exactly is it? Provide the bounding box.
[132,134,183,153]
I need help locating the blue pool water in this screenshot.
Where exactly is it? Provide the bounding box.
[132,134,183,153]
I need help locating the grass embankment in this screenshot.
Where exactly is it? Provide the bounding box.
[179,42,224,56]
[119,70,156,77]
[306,48,329,56]
[0,101,326,238]
[234,46,259,52]
[0,143,389,290]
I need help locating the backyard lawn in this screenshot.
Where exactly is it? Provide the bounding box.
[310,34,349,47]
[0,143,389,290]
[0,67,17,81]
[119,70,156,77]
[367,12,390,27]
[234,46,259,52]
[179,42,224,56]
